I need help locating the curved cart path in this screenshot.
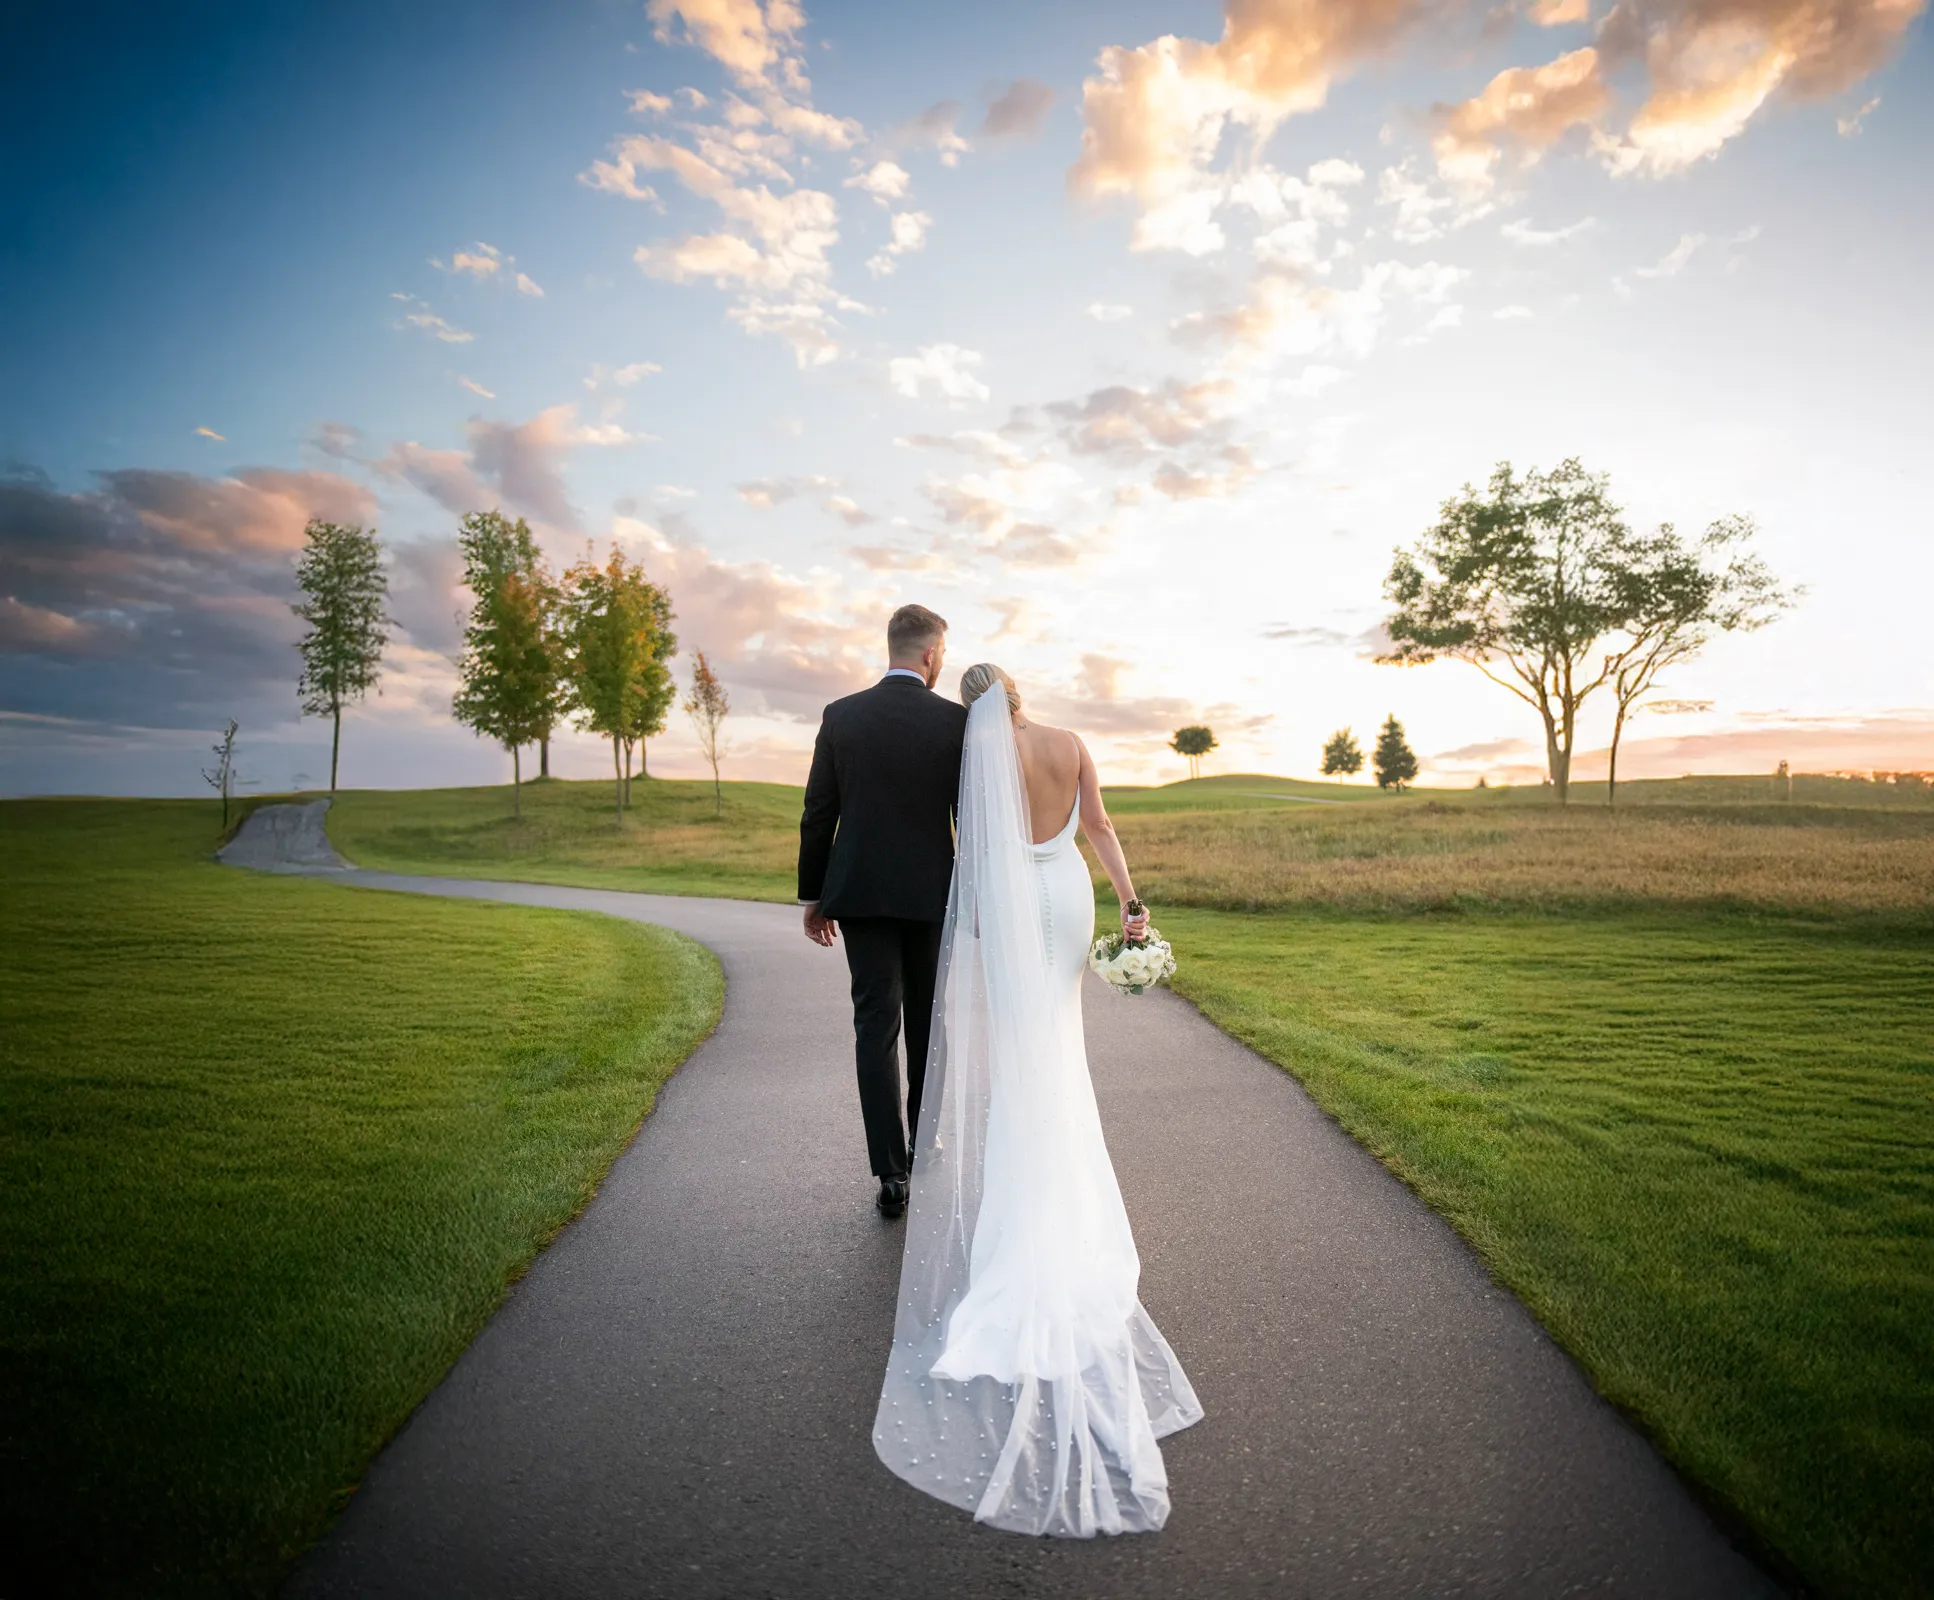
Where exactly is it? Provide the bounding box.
[283,869,1777,1599]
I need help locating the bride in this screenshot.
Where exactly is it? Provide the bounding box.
[873,663,1203,1537]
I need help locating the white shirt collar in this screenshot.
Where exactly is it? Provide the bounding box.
[882,667,926,683]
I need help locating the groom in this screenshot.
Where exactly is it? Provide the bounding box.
[798,604,967,1218]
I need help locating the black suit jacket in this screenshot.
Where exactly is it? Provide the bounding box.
[798,674,968,922]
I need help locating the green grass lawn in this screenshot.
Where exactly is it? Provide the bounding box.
[324,774,802,900]
[318,771,1932,1596]
[0,799,723,1598]
[14,773,1929,1597]
[1161,906,1933,1598]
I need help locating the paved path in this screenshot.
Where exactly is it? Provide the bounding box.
[285,871,1778,1599]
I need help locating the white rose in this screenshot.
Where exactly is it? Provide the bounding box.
[1119,950,1150,984]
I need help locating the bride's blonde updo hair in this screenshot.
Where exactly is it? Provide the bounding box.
[959,662,1022,714]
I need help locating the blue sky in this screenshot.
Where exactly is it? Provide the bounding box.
[3,0,1929,795]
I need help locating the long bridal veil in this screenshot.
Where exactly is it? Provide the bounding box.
[873,691,1202,1537]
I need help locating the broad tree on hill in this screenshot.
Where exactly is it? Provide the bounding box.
[292,519,389,791]
[1600,514,1792,805]
[560,545,677,820]
[1321,727,1363,781]
[683,649,730,817]
[1381,460,1628,805]
[1170,725,1217,781]
[453,511,563,817]
[1373,715,1418,791]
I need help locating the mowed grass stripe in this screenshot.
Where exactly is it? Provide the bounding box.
[0,799,722,1598]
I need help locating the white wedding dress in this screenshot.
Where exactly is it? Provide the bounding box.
[873,691,1203,1536]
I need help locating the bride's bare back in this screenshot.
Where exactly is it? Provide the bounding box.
[1014,721,1082,843]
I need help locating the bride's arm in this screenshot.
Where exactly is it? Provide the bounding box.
[1074,735,1150,938]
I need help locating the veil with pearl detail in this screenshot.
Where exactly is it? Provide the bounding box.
[871,685,1202,1537]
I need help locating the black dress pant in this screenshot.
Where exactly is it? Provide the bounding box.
[840,916,944,1181]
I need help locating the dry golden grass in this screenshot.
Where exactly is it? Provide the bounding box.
[1105,801,1934,919]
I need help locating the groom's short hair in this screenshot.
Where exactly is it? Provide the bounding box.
[887,603,948,660]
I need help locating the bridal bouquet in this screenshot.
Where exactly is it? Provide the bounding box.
[1088,901,1176,996]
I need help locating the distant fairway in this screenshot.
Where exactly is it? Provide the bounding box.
[0,800,722,1596]
[324,769,1929,1595]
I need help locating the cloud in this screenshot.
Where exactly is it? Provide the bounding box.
[1087,302,1134,321]
[585,360,663,389]
[645,0,800,90]
[1635,231,1705,277]
[391,293,474,344]
[1027,652,1197,737]
[844,159,910,202]
[597,135,846,366]
[736,478,797,507]
[1501,214,1596,245]
[994,522,1081,567]
[1045,378,1236,463]
[1473,0,1924,180]
[0,463,380,730]
[583,6,861,366]
[612,514,878,719]
[1431,47,1610,188]
[1529,0,1590,21]
[1174,259,1467,365]
[1069,0,1425,250]
[442,243,502,277]
[456,375,496,398]
[1494,303,1534,318]
[1837,94,1880,136]
[377,404,606,530]
[821,493,875,526]
[866,209,931,276]
[1262,622,1355,645]
[194,427,225,441]
[515,272,544,297]
[886,101,970,165]
[889,343,990,403]
[981,79,1055,139]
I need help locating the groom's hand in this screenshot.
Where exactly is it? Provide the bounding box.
[803,904,839,946]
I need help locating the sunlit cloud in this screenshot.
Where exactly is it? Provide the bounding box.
[889,343,990,403]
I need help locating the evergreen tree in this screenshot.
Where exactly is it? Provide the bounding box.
[1373,715,1418,791]
[452,511,561,817]
[292,520,389,791]
[1320,727,1363,781]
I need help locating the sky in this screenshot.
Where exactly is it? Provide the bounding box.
[2,0,1930,797]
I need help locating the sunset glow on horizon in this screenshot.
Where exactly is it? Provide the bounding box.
[4,0,1929,796]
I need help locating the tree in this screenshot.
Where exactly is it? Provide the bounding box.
[1381,459,1629,804]
[202,719,239,830]
[1599,514,1792,806]
[560,544,677,820]
[623,579,677,795]
[452,511,563,817]
[1170,725,1217,781]
[292,520,389,791]
[1373,714,1418,791]
[683,649,731,817]
[1321,727,1364,781]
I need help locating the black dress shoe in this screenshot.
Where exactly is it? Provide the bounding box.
[876,1176,908,1217]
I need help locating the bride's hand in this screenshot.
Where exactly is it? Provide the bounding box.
[1121,899,1149,940]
